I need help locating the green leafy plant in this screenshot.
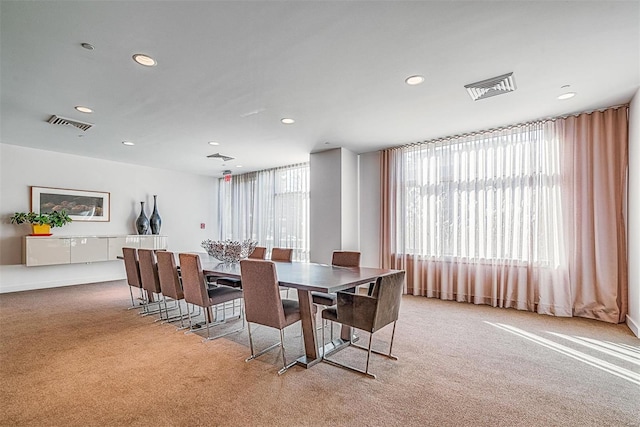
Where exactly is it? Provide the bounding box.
[9,210,72,228]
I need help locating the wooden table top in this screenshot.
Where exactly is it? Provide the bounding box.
[200,255,399,293]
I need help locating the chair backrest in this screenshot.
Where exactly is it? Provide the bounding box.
[240,259,286,329]
[371,271,405,333]
[331,251,360,267]
[271,247,293,262]
[249,246,267,259]
[178,253,210,307]
[122,247,142,288]
[156,251,183,301]
[138,249,162,294]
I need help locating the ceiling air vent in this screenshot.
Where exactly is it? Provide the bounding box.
[207,152,235,161]
[464,72,516,101]
[47,115,93,131]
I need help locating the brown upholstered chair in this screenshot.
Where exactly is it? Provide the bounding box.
[311,251,361,306]
[215,246,267,288]
[122,247,144,309]
[321,271,405,379]
[179,253,244,342]
[138,249,165,318]
[270,247,294,297]
[240,259,315,375]
[156,251,190,329]
[270,247,293,262]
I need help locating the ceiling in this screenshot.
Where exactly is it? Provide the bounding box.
[1,1,638,177]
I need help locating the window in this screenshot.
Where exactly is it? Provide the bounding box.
[394,123,563,267]
[219,163,309,261]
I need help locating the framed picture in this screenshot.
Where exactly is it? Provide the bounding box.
[31,186,110,222]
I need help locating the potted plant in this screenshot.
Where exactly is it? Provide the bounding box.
[9,210,72,235]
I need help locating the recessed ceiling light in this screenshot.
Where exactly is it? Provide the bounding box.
[557,92,576,100]
[75,106,93,113]
[281,118,295,124]
[236,165,243,168]
[405,75,425,86]
[208,141,220,146]
[132,54,157,67]
[122,141,135,146]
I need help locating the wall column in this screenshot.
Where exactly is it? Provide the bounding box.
[309,148,358,264]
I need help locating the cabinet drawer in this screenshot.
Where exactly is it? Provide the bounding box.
[70,237,109,263]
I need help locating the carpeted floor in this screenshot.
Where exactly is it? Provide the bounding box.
[0,280,638,427]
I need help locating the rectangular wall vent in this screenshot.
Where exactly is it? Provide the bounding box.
[207,153,235,161]
[47,115,93,131]
[464,72,516,101]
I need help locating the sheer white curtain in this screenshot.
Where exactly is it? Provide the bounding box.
[382,121,572,316]
[219,163,309,261]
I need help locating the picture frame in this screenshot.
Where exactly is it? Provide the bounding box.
[31,186,110,222]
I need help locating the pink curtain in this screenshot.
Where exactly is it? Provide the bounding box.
[560,108,628,323]
[381,107,628,323]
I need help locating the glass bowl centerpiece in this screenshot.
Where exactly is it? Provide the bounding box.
[201,239,258,263]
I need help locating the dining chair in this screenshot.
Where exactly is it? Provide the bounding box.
[312,251,361,306]
[215,246,267,288]
[270,247,294,297]
[138,249,166,319]
[156,251,191,329]
[178,253,244,342]
[312,251,361,338]
[122,247,144,309]
[320,271,405,379]
[240,259,314,375]
[270,247,293,262]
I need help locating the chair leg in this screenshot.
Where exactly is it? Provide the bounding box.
[280,330,287,370]
[245,323,297,374]
[388,321,397,357]
[128,286,135,307]
[277,329,297,375]
[127,286,145,310]
[364,333,373,376]
[321,320,325,359]
[247,322,255,357]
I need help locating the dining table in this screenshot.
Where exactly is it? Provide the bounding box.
[199,254,402,368]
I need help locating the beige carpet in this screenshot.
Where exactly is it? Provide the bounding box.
[1,280,638,427]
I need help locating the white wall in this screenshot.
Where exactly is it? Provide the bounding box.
[359,151,381,268]
[627,89,640,337]
[0,143,218,293]
[341,148,359,251]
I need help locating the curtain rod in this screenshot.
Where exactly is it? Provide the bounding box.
[394,103,629,150]
[218,161,309,181]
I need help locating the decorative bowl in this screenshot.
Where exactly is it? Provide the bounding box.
[201,239,258,263]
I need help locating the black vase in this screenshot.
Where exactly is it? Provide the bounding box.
[150,195,162,235]
[136,201,150,235]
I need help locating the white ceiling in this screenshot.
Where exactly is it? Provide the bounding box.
[1,1,638,177]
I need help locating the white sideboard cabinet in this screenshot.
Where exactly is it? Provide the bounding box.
[23,235,168,267]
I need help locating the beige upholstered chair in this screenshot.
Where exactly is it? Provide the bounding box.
[240,259,314,375]
[215,246,267,288]
[122,247,143,309]
[270,247,293,262]
[179,253,244,342]
[156,251,190,329]
[321,271,405,379]
[138,249,166,318]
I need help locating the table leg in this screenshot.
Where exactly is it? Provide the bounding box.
[295,289,321,368]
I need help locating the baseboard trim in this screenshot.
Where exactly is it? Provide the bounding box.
[626,314,640,338]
